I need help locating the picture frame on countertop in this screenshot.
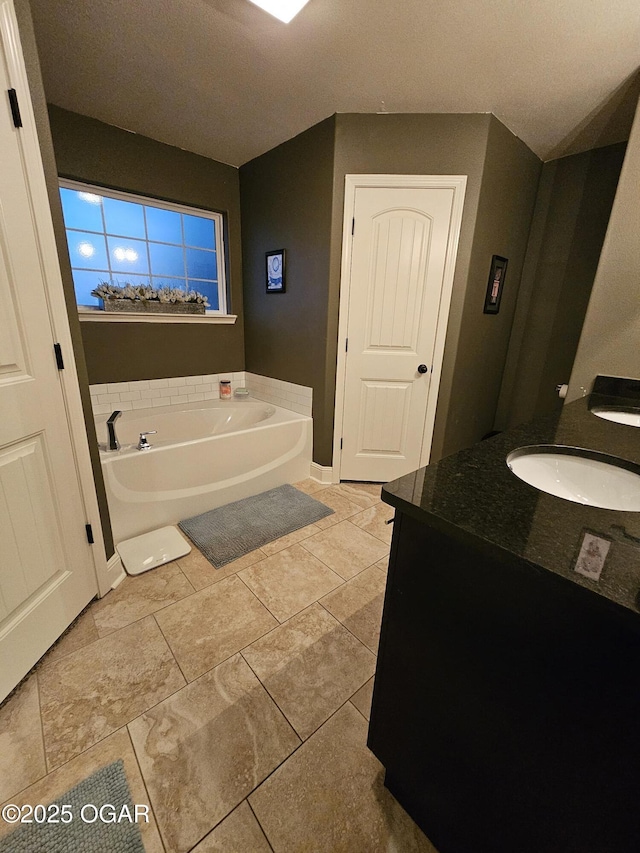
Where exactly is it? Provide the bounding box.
[266,249,286,293]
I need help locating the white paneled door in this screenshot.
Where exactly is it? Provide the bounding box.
[339,180,466,482]
[0,6,97,700]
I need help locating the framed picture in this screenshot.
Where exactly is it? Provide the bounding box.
[483,255,508,314]
[266,249,286,293]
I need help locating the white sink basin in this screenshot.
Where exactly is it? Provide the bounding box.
[591,407,640,427]
[506,446,640,511]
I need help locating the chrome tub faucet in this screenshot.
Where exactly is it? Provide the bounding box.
[137,430,157,451]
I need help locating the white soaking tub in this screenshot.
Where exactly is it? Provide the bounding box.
[96,399,312,544]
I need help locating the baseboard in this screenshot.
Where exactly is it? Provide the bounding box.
[101,552,126,596]
[310,462,335,484]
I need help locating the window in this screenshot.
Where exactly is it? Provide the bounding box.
[59,180,227,314]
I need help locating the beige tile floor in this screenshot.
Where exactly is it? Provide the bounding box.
[0,481,438,853]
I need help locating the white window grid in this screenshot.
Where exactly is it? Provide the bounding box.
[59,178,228,314]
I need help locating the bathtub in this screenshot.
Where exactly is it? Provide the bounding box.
[97,399,313,544]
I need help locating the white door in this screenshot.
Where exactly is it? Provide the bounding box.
[339,180,465,482]
[0,17,97,701]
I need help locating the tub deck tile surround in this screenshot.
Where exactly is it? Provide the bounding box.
[90,371,313,418]
[0,481,436,851]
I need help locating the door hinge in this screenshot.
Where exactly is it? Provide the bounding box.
[345,337,348,352]
[54,342,65,370]
[7,89,22,128]
[340,438,343,450]
[85,523,94,544]
[351,218,355,235]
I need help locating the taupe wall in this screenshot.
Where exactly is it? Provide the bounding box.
[498,142,625,429]
[331,114,541,461]
[15,1,114,555]
[330,114,490,464]
[241,112,542,467]
[568,96,640,397]
[240,117,336,465]
[47,106,245,384]
[442,116,541,453]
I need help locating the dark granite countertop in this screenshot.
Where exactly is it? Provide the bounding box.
[382,384,640,621]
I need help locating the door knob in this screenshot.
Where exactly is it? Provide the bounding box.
[417,364,429,374]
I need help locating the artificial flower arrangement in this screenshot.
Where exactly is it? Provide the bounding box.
[92,281,209,304]
[91,282,209,314]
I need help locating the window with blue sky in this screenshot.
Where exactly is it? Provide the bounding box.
[59,180,226,312]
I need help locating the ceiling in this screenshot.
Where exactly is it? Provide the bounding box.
[29,0,640,167]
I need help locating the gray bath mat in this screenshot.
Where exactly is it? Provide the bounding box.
[0,760,145,853]
[179,484,334,567]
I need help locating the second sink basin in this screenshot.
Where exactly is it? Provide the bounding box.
[506,446,640,511]
[591,407,640,427]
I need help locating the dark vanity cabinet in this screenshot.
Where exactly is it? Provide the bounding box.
[369,509,640,853]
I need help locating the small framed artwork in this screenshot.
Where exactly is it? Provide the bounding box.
[266,249,286,293]
[483,255,508,314]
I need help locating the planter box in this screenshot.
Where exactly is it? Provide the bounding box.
[99,299,205,315]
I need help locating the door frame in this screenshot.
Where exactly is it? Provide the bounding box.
[332,174,467,482]
[1,1,116,596]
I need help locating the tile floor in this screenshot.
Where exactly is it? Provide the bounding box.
[0,481,438,853]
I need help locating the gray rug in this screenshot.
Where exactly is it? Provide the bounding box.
[179,484,334,567]
[0,760,144,853]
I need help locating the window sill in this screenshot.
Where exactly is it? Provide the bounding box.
[78,307,237,325]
